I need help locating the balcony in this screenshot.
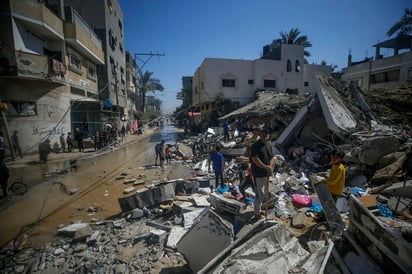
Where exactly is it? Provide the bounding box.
[7,51,66,82]
[10,0,64,40]
[64,7,104,65]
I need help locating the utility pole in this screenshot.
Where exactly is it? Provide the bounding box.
[134,52,165,75]
[134,52,165,112]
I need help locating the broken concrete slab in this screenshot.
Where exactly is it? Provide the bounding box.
[118,182,176,212]
[177,208,234,273]
[193,196,210,207]
[348,195,412,273]
[380,180,412,198]
[316,75,357,134]
[57,223,90,236]
[209,192,250,215]
[357,136,400,166]
[371,152,407,184]
[182,208,204,229]
[166,226,187,249]
[201,221,331,274]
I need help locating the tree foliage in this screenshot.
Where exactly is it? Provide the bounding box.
[137,71,164,112]
[209,93,239,126]
[279,28,312,58]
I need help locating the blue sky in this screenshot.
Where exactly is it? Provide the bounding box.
[120,0,410,114]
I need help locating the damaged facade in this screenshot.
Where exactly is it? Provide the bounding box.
[191,42,332,125]
[0,0,129,154]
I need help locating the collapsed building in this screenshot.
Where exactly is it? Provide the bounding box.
[2,75,412,273]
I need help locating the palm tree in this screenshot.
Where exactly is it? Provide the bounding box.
[279,28,312,58]
[137,71,164,112]
[176,86,192,110]
[387,8,412,37]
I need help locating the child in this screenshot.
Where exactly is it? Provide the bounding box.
[315,150,345,202]
[165,144,172,165]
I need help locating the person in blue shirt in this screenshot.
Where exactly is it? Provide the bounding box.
[208,146,225,188]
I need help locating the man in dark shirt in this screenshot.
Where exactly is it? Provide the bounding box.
[0,162,9,198]
[250,128,275,220]
[74,128,84,152]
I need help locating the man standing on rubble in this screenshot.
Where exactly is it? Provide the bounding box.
[250,128,275,220]
[223,120,229,142]
[154,140,165,167]
[208,146,225,188]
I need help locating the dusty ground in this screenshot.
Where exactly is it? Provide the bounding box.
[0,127,192,249]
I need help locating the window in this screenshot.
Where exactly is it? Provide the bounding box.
[118,20,123,33]
[70,55,81,70]
[5,101,37,116]
[68,53,82,75]
[87,63,97,81]
[222,79,235,87]
[407,67,412,80]
[248,79,254,84]
[350,79,362,87]
[295,60,301,72]
[370,69,400,84]
[119,43,123,53]
[264,79,276,88]
[109,56,115,75]
[304,82,309,87]
[287,60,292,72]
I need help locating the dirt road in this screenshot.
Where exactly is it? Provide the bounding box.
[0,125,188,249]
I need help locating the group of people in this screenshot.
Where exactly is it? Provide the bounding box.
[208,125,346,221]
[154,140,173,169]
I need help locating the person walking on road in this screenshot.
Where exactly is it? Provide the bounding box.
[0,131,7,163]
[208,146,225,188]
[165,144,172,165]
[0,161,9,198]
[154,140,165,167]
[74,128,84,152]
[11,130,23,158]
[66,132,73,152]
[38,139,53,163]
[250,128,276,220]
[59,133,66,153]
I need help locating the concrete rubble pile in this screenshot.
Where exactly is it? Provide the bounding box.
[2,75,412,273]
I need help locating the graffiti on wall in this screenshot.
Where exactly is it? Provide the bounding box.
[32,126,64,137]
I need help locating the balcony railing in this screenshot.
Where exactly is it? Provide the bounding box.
[65,7,102,50]
[14,51,65,81]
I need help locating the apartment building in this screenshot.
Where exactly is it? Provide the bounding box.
[125,51,137,120]
[65,0,127,128]
[342,35,412,90]
[192,43,332,123]
[0,0,104,153]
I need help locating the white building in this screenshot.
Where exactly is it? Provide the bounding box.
[341,35,412,90]
[192,43,332,123]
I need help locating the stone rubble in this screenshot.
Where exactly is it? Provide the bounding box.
[1,78,412,273]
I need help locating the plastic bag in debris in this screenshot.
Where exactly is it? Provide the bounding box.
[234,129,239,137]
[292,194,312,207]
[377,204,393,218]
